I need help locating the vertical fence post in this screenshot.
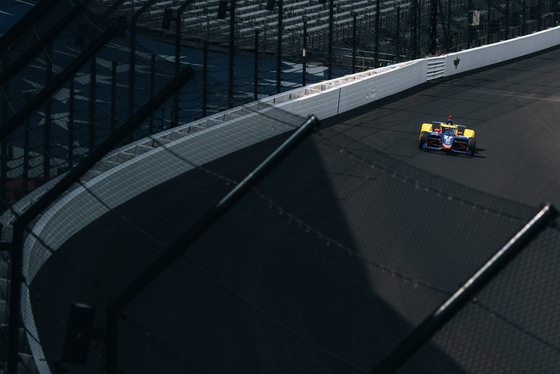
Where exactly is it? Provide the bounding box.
[551,0,555,26]
[24,94,30,192]
[174,10,181,126]
[447,0,451,51]
[375,0,380,67]
[44,43,53,179]
[68,76,75,170]
[203,40,208,117]
[429,0,437,54]
[537,0,543,31]
[276,0,283,94]
[412,0,418,59]
[150,55,155,134]
[129,19,136,118]
[505,0,510,39]
[395,7,400,62]
[487,0,492,43]
[0,57,8,201]
[352,13,357,73]
[328,0,333,78]
[7,221,24,374]
[229,0,236,108]
[1,140,7,203]
[89,54,96,150]
[111,62,117,133]
[467,0,473,49]
[522,0,527,35]
[303,17,308,84]
[254,29,259,100]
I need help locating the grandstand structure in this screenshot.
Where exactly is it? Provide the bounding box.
[0,0,559,373]
[95,0,558,65]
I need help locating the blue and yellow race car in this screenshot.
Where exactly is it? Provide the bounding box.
[418,122,476,157]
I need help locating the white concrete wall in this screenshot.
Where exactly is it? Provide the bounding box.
[276,61,426,117]
[443,27,560,77]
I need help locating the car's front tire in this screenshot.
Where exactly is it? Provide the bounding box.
[419,131,429,150]
[467,137,476,157]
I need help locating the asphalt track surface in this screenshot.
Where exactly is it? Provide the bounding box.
[331,49,560,209]
[30,46,560,374]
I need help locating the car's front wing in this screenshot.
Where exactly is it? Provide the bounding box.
[422,136,470,154]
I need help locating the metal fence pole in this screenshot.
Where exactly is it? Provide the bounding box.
[371,203,559,374]
[429,0,437,54]
[254,29,259,100]
[174,11,181,125]
[303,17,308,84]
[487,0,492,43]
[395,7,400,62]
[506,0,510,39]
[23,94,30,191]
[352,13,357,73]
[538,0,543,30]
[129,20,136,118]
[412,0,418,59]
[522,0,527,35]
[89,54,97,150]
[328,0,334,78]
[0,57,8,201]
[277,0,283,93]
[68,77,75,169]
[229,0,236,108]
[106,114,320,374]
[149,55,155,134]
[111,62,117,133]
[375,0,380,66]
[203,41,208,117]
[44,43,53,179]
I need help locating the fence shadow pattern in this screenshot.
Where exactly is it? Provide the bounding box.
[23,123,560,373]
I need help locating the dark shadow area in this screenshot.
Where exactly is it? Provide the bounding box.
[398,215,560,374]
[30,124,536,373]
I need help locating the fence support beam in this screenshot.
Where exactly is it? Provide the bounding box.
[375,0,380,67]
[6,66,195,374]
[328,0,334,78]
[371,203,558,374]
[0,26,118,141]
[106,114,321,374]
[0,4,84,86]
[276,0,283,93]
[303,17,308,83]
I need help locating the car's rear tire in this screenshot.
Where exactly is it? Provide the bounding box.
[419,131,429,150]
[467,137,476,157]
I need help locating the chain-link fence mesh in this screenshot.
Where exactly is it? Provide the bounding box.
[2,0,560,373]
[398,216,560,374]
[0,9,185,209]
[22,120,551,373]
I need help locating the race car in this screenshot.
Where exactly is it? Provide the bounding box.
[418,121,476,157]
